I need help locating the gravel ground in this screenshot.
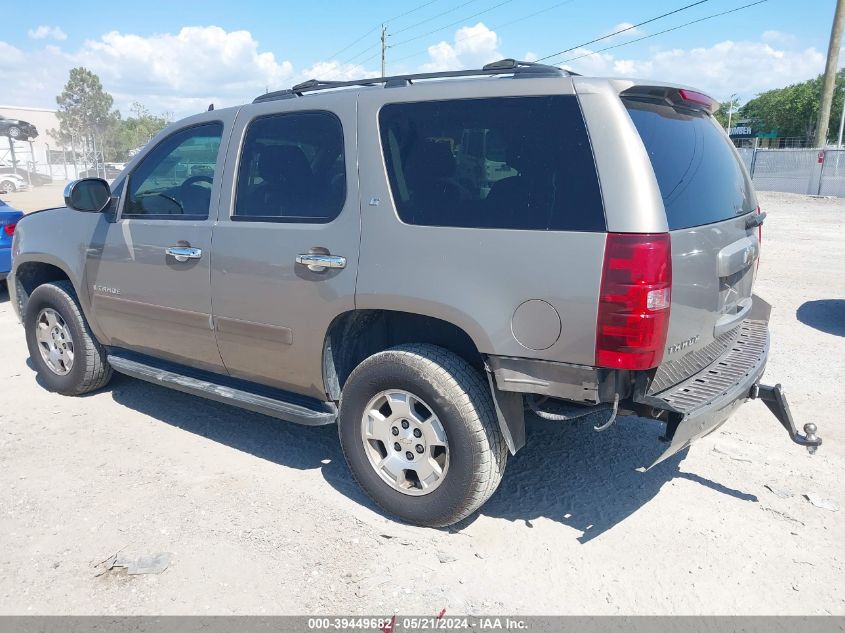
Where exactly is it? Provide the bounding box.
[0,184,66,214]
[0,190,843,615]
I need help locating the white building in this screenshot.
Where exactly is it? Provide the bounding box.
[0,105,74,179]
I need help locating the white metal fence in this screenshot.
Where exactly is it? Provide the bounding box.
[743,148,845,197]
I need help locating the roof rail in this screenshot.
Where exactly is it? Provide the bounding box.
[253,59,572,103]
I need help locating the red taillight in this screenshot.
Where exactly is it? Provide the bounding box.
[678,88,717,111]
[3,223,15,237]
[595,233,672,370]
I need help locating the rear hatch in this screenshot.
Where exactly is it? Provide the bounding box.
[622,91,760,392]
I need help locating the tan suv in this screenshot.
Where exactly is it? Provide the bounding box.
[8,60,821,526]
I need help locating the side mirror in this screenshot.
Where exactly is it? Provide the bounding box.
[63,178,112,213]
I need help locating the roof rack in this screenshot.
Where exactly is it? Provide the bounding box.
[253,59,573,103]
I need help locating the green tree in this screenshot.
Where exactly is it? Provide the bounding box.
[740,70,845,143]
[49,69,172,162]
[50,67,119,159]
[111,103,171,160]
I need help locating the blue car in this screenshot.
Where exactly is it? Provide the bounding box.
[0,198,24,284]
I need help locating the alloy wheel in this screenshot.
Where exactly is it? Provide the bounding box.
[360,389,450,496]
[35,308,74,375]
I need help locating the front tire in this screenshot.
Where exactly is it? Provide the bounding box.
[338,344,507,527]
[24,280,112,395]
[0,180,16,193]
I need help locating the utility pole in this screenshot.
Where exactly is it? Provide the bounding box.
[814,0,845,147]
[380,24,387,78]
[726,93,737,132]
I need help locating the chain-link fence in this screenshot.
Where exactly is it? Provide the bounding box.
[818,150,845,197]
[742,147,845,197]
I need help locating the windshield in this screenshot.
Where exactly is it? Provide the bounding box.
[624,98,756,230]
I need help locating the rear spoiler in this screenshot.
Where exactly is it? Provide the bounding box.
[620,85,720,115]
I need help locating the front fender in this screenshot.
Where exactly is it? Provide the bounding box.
[10,208,108,342]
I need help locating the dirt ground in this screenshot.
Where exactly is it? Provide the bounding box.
[0,190,843,615]
[0,183,66,214]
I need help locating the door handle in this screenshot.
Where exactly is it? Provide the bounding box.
[295,253,346,272]
[166,246,202,262]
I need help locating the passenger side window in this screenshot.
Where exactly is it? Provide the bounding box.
[123,122,223,219]
[234,111,346,223]
[379,96,605,231]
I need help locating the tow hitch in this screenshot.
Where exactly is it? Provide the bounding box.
[750,383,822,454]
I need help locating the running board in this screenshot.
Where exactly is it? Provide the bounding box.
[107,354,337,426]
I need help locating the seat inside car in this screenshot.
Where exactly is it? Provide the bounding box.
[243,144,316,217]
[486,138,556,227]
[403,140,461,222]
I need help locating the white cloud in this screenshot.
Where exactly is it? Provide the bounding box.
[0,25,835,120]
[0,43,73,112]
[0,41,24,64]
[605,22,642,40]
[420,22,502,72]
[1,27,300,116]
[75,26,294,109]
[761,30,796,44]
[296,60,379,83]
[28,25,67,41]
[561,37,827,102]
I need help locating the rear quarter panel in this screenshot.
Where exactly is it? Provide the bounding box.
[355,78,606,365]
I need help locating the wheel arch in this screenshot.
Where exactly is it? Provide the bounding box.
[12,257,75,316]
[322,309,485,402]
[322,309,526,455]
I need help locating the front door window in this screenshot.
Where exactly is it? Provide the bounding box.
[123,123,223,219]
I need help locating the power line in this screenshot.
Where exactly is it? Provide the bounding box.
[553,0,770,65]
[391,0,485,37]
[340,43,381,66]
[358,49,383,67]
[391,0,576,64]
[537,0,712,62]
[329,0,442,60]
[389,0,516,49]
[386,0,443,24]
[329,26,380,61]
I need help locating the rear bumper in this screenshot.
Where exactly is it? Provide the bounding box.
[644,319,769,465]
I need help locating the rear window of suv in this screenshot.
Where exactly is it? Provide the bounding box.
[624,98,756,230]
[379,96,605,231]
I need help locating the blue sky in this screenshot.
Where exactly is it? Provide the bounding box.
[1,0,838,117]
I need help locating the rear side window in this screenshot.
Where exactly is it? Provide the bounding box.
[234,111,346,223]
[624,99,756,230]
[379,96,605,231]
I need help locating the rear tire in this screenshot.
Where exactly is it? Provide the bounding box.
[24,280,112,395]
[338,344,507,527]
[0,180,16,193]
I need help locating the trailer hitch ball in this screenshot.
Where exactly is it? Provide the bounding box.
[752,383,822,454]
[804,423,819,455]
